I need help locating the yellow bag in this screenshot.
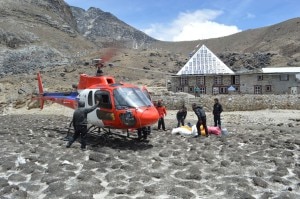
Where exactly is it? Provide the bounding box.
[200,125,206,136]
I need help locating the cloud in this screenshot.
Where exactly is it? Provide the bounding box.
[246,12,255,19]
[143,9,241,41]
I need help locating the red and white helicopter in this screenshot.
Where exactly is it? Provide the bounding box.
[33,50,159,140]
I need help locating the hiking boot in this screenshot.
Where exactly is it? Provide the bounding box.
[66,141,73,148]
[81,144,86,150]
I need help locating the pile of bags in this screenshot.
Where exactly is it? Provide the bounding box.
[171,124,228,137]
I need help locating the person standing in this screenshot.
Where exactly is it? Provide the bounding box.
[192,103,208,137]
[66,100,99,150]
[176,106,187,127]
[156,100,167,131]
[213,98,223,128]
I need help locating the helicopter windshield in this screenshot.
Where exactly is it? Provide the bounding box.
[114,87,152,109]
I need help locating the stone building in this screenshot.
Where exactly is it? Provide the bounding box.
[170,45,300,95]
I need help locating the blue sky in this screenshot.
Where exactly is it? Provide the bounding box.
[64,0,299,41]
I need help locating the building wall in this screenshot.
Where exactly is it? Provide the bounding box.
[239,73,299,94]
[170,73,299,94]
[170,75,235,95]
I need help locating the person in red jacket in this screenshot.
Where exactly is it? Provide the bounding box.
[156,100,167,131]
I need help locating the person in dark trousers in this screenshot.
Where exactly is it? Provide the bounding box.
[156,100,167,131]
[192,103,208,137]
[176,106,187,127]
[66,100,99,150]
[213,98,223,128]
[137,127,149,141]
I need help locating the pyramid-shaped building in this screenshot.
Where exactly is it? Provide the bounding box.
[176,45,234,75]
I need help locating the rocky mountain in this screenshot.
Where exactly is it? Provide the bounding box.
[70,6,156,48]
[0,0,99,76]
[0,0,300,110]
[0,0,299,77]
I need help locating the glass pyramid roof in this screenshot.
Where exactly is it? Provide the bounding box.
[176,45,234,75]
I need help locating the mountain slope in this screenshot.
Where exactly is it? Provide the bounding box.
[0,0,97,75]
[70,6,156,48]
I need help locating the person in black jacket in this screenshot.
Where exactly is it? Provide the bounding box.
[66,100,99,150]
[213,98,223,128]
[176,106,187,127]
[192,103,208,137]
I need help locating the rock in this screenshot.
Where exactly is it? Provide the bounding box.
[252,177,268,188]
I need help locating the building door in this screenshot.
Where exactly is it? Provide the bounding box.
[290,87,297,94]
[213,87,219,95]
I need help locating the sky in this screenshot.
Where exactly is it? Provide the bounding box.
[64,0,299,42]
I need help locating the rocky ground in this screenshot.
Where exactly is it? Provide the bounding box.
[0,107,300,199]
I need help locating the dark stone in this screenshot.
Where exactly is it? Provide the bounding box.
[11,190,28,199]
[19,183,41,192]
[89,152,106,162]
[65,194,94,199]
[167,186,195,199]
[148,172,164,179]
[221,160,230,167]
[70,183,105,194]
[144,184,157,195]
[0,178,9,188]
[159,150,171,157]
[109,188,127,195]
[0,185,20,195]
[233,190,255,199]
[77,171,96,181]
[270,176,291,185]
[252,177,268,188]
[260,192,275,199]
[8,173,27,182]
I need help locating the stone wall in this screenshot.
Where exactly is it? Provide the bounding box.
[149,87,300,111]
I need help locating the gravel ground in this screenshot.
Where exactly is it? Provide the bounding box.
[0,106,300,199]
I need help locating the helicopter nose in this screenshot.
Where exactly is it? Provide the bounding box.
[138,107,159,126]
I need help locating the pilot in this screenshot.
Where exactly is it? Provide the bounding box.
[66,100,100,150]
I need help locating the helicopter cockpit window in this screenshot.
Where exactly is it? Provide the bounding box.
[143,90,151,101]
[94,90,112,109]
[113,87,152,109]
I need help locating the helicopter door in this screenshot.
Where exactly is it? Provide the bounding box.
[86,90,103,127]
[90,90,115,126]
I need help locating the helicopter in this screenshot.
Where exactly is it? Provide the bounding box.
[32,51,160,140]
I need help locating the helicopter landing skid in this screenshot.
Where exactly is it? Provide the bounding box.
[63,121,143,142]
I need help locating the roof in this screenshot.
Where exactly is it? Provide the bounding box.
[176,45,234,75]
[262,67,300,74]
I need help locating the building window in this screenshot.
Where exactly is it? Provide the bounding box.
[189,86,194,93]
[177,87,183,92]
[257,75,263,81]
[180,76,188,85]
[199,87,206,94]
[280,74,289,81]
[265,85,272,92]
[214,76,222,85]
[231,75,240,85]
[254,85,262,94]
[219,87,228,94]
[196,76,205,85]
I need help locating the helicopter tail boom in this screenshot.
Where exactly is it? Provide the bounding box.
[32,72,78,110]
